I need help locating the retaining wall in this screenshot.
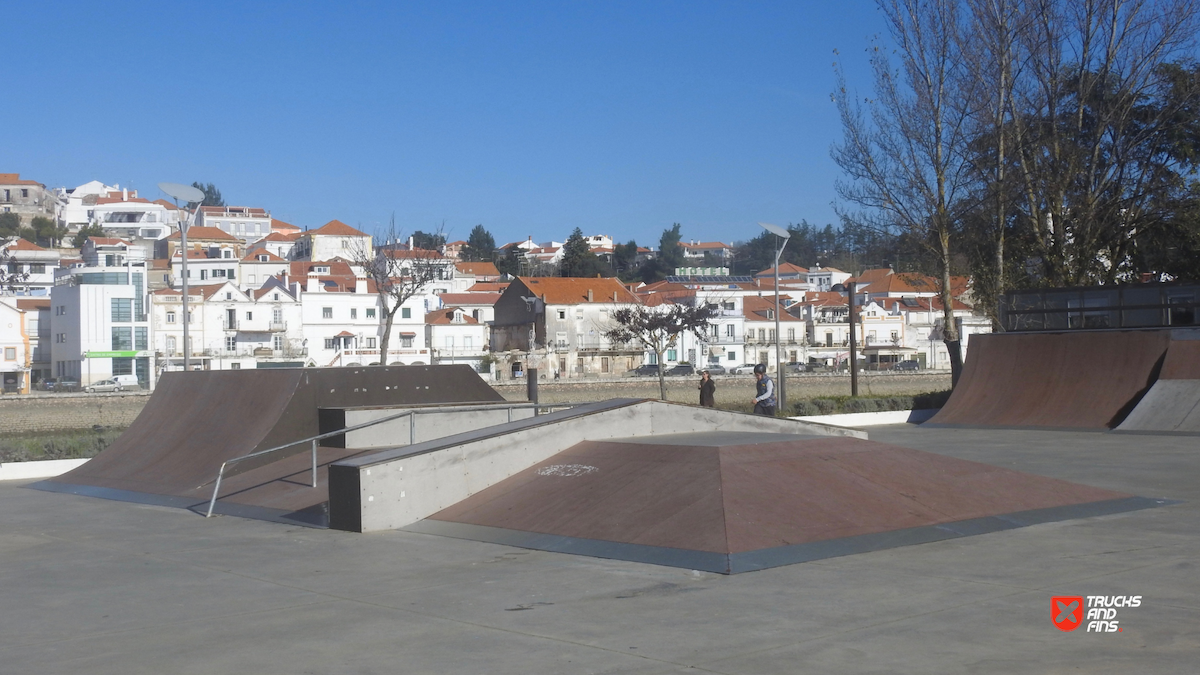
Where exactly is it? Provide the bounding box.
[0,392,150,434]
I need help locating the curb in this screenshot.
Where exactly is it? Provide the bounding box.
[790,409,939,427]
[0,458,90,481]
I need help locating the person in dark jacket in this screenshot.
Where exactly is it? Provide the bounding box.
[698,370,716,407]
[751,363,776,415]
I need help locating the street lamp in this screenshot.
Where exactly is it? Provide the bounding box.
[831,281,859,396]
[158,182,205,372]
[757,222,790,413]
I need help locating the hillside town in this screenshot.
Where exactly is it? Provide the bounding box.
[0,173,989,393]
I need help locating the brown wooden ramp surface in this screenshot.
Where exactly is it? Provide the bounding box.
[408,432,1169,573]
[926,330,1169,429]
[1116,335,1200,434]
[36,365,504,524]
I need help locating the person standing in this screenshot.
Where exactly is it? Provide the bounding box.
[698,370,716,407]
[751,363,776,416]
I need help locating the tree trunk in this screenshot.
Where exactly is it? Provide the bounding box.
[939,226,964,387]
[656,347,667,401]
[378,299,400,363]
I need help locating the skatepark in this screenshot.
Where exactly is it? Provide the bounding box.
[2,326,1198,673]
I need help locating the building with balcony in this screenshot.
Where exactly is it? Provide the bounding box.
[14,298,50,388]
[426,306,489,371]
[1,238,61,296]
[742,295,806,369]
[293,220,372,261]
[196,206,272,243]
[491,277,643,379]
[56,180,119,231]
[150,279,306,372]
[90,189,177,241]
[157,225,243,260]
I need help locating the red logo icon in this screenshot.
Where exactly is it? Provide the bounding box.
[1052,596,1084,632]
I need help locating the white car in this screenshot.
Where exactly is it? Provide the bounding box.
[729,364,761,375]
[85,379,124,393]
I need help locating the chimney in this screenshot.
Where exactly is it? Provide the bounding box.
[587,288,593,303]
[122,188,128,201]
[408,235,414,250]
[613,291,618,302]
[307,277,320,293]
[355,278,366,294]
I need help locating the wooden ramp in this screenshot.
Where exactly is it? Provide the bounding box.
[409,432,1168,573]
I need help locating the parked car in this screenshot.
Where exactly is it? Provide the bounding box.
[894,360,921,371]
[786,362,811,373]
[701,364,727,376]
[665,364,696,377]
[112,374,141,389]
[85,379,124,393]
[43,378,80,392]
[629,364,662,377]
[729,364,760,375]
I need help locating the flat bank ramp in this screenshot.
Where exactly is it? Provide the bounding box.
[38,366,503,517]
[1117,336,1200,434]
[927,331,1168,430]
[328,399,866,533]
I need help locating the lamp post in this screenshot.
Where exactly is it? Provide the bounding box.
[831,281,859,396]
[757,222,791,413]
[158,183,205,373]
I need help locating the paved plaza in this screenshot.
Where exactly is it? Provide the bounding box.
[1,424,1196,674]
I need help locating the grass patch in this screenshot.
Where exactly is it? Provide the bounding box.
[791,390,952,416]
[0,428,127,463]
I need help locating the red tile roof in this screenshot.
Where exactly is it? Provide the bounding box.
[466,282,510,293]
[755,262,809,278]
[4,238,48,251]
[517,277,639,305]
[455,261,500,276]
[242,250,286,262]
[270,218,299,233]
[309,220,368,237]
[425,307,480,325]
[153,199,180,210]
[0,173,43,186]
[743,295,803,321]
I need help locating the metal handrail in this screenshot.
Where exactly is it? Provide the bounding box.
[203,400,581,517]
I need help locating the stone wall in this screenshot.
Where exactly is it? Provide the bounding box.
[0,392,150,434]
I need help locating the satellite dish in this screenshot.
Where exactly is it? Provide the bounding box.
[158,182,206,204]
[757,222,791,240]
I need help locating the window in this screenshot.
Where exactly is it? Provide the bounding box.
[464,336,473,349]
[324,338,336,350]
[230,362,241,370]
[111,298,132,323]
[322,307,333,319]
[257,254,268,262]
[445,336,455,349]
[200,270,207,280]
[112,357,133,376]
[366,307,376,319]
[769,329,776,341]
[726,324,735,337]
[667,349,677,361]
[135,327,148,351]
[215,269,227,278]
[21,189,29,198]
[366,337,376,348]
[314,266,330,275]
[401,336,413,348]
[350,308,357,320]
[246,312,253,320]
[227,269,235,279]
[30,263,45,274]
[727,351,736,361]
[401,307,411,319]
[710,324,718,337]
[273,335,284,351]
[722,301,735,310]
[557,310,566,320]
[111,327,133,350]
[787,328,795,342]
[758,329,766,340]
[4,347,14,360]
[248,275,256,284]
[166,336,176,354]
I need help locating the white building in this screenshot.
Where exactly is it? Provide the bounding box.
[91,190,177,241]
[50,248,153,388]
[196,206,272,243]
[0,297,30,393]
[426,306,489,371]
[1,238,61,296]
[293,220,372,261]
[150,279,306,372]
[806,265,853,292]
[57,180,119,231]
[298,275,431,368]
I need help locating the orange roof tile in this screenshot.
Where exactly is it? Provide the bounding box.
[153,199,180,210]
[425,307,480,325]
[743,295,804,321]
[517,277,639,305]
[466,282,510,293]
[755,262,809,278]
[455,261,500,276]
[242,250,286,262]
[0,173,43,186]
[309,220,368,237]
[270,218,299,233]
[4,238,48,251]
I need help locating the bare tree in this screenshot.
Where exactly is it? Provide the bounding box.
[603,301,715,400]
[351,217,450,362]
[1,240,31,293]
[833,0,979,385]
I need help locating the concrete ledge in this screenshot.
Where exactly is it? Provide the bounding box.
[0,458,90,481]
[791,409,939,427]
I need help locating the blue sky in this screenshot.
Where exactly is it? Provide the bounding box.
[10,1,888,247]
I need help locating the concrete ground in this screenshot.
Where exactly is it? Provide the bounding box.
[0,425,1195,674]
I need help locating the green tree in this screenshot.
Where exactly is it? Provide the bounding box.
[30,216,69,247]
[0,213,20,239]
[612,240,641,279]
[72,223,106,248]
[603,302,716,400]
[411,230,446,250]
[559,228,607,277]
[190,182,225,207]
[640,223,686,282]
[461,224,496,262]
